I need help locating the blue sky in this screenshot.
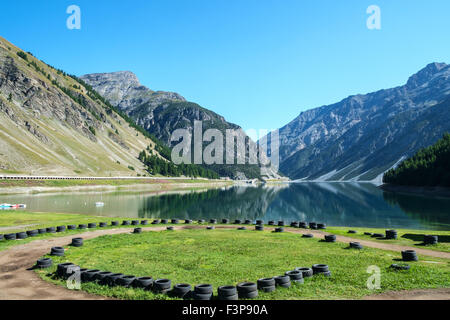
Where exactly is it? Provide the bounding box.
[1,0,449,133]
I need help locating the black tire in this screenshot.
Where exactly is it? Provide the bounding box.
[274,275,290,285]
[317,223,326,229]
[116,275,136,287]
[268,221,275,225]
[133,228,142,234]
[256,220,263,225]
[390,264,410,271]
[238,290,258,299]
[364,232,373,236]
[46,227,56,233]
[51,246,65,256]
[259,285,276,293]
[349,242,363,249]
[38,228,47,234]
[197,219,205,224]
[88,223,97,228]
[309,222,317,229]
[140,220,148,225]
[16,232,27,239]
[278,221,285,226]
[237,282,257,294]
[312,264,329,274]
[99,222,107,228]
[234,219,242,224]
[192,292,213,300]
[290,222,299,227]
[122,221,130,226]
[315,271,332,277]
[218,285,237,297]
[174,283,192,297]
[348,230,357,234]
[218,293,238,300]
[194,283,213,294]
[104,273,123,286]
[324,234,336,242]
[154,279,171,291]
[161,219,168,224]
[274,227,284,233]
[56,226,66,232]
[285,270,303,280]
[209,219,217,224]
[71,237,83,247]
[255,225,264,231]
[206,226,215,230]
[237,227,246,230]
[36,258,53,268]
[95,271,113,284]
[185,219,192,224]
[302,234,314,238]
[166,226,174,231]
[151,220,160,224]
[78,224,87,229]
[131,220,139,225]
[132,276,154,289]
[401,250,418,261]
[82,269,101,282]
[111,221,119,226]
[385,230,398,239]
[56,262,75,278]
[244,219,252,225]
[372,233,384,238]
[257,278,275,288]
[67,225,77,230]
[424,235,438,245]
[299,222,307,228]
[295,267,313,278]
[222,219,229,224]
[171,219,179,224]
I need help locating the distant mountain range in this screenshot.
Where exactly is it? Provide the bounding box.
[81,72,279,180]
[262,62,450,184]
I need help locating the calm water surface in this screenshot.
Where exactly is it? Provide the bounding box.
[1,183,449,230]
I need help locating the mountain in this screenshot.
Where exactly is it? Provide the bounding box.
[0,36,162,176]
[383,133,450,187]
[81,72,279,180]
[264,62,450,183]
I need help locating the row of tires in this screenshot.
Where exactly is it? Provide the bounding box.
[44,259,331,300]
[349,229,439,244]
[0,218,326,241]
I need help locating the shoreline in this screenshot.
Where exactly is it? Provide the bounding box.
[0,179,233,195]
[380,183,450,198]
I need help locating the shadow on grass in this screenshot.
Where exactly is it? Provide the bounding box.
[402,234,450,243]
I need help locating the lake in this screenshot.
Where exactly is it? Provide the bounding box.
[1,183,449,230]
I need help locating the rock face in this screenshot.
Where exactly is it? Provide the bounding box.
[81,72,280,180]
[264,62,450,183]
[0,36,156,176]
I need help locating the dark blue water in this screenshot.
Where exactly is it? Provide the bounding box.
[1,183,449,230]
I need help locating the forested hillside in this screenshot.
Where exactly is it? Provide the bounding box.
[383,133,450,187]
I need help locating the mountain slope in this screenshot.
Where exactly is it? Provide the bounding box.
[265,62,450,183]
[0,36,159,176]
[81,72,279,180]
[383,132,450,187]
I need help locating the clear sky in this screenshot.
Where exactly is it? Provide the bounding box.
[1,0,449,133]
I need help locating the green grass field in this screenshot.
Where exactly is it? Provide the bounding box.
[37,228,450,300]
[325,226,450,253]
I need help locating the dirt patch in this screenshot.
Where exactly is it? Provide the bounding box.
[364,288,450,300]
[0,225,448,300]
[0,224,38,232]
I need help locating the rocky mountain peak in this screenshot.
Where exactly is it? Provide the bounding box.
[406,62,449,89]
